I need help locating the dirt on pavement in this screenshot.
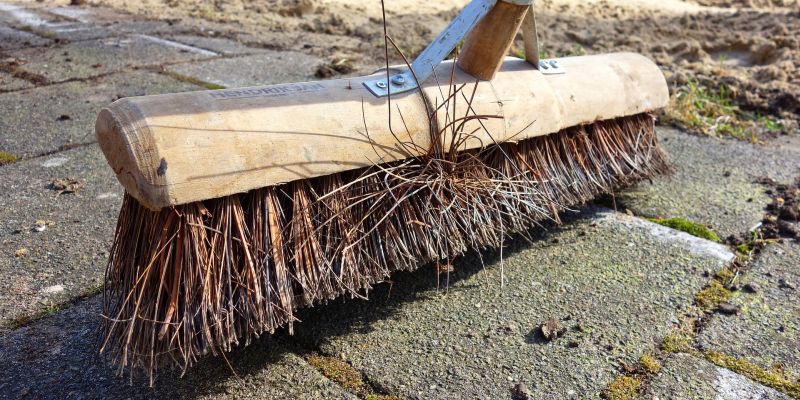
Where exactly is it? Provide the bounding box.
[40,0,800,122]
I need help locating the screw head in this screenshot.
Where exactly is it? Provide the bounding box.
[390,75,406,86]
[376,81,387,89]
[549,60,559,68]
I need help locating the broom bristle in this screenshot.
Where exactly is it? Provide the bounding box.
[100,112,671,382]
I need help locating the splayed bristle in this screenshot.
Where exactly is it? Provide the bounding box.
[101,113,670,382]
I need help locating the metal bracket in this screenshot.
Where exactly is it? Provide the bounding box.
[538,59,566,75]
[363,0,560,97]
[364,0,498,97]
[521,4,565,75]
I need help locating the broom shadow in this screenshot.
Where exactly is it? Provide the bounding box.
[173,207,601,398]
[161,208,590,397]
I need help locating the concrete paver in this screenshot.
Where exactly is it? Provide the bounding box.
[0,3,183,42]
[0,145,120,330]
[0,70,200,158]
[1,2,798,398]
[0,296,356,400]
[620,128,800,238]
[0,24,51,50]
[166,50,321,88]
[8,34,218,82]
[293,208,733,399]
[643,353,792,399]
[698,242,800,374]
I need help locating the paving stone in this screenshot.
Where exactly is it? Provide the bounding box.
[620,128,800,238]
[0,145,120,330]
[167,50,321,88]
[0,70,200,158]
[0,70,33,91]
[697,242,800,374]
[0,2,69,30]
[0,25,51,50]
[0,3,182,42]
[0,296,356,399]
[162,34,266,55]
[292,208,733,399]
[8,34,218,82]
[643,353,793,399]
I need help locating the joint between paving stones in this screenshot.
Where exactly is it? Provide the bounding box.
[7,282,102,331]
[0,51,50,87]
[642,181,800,398]
[159,69,226,90]
[304,352,401,400]
[602,179,797,398]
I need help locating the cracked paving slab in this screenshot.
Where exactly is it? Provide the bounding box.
[291,207,733,399]
[166,50,321,88]
[0,145,120,331]
[7,34,219,83]
[643,353,792,399]
[619,127,800,239]
[0,296,356,399]
[0,70,201,159]
[698,241,800,374]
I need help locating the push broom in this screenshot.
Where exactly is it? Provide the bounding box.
[95,0,670,381]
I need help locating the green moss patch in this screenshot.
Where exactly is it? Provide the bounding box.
[307,355,364,392]
[0,151,18,166]
[639,354,662,374]
[694,267,735,310]
[695,280,733,310]
[661,327,695,354]
[705,351,800,397]
[161,71,226,90]
[307,354,399,399]
[602,376,641,400]
[648,217,721,242]
[366,395,402,400]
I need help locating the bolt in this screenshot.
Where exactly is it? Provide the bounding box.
[539,61,549,70]
[390,74,406,86]
[376,81,387,89]
[549,60,559,68]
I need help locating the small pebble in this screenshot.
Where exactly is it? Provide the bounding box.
[539,318,566,341]
[743,282,761,293]
[717,303,740,315]
[33,220,49,232]
[510,382,531,400]
[778,279,796,290]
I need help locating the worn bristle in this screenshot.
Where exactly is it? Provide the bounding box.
[100,113,671,382]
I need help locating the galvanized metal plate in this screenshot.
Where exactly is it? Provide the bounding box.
[537,59,566,75]
[364,0,497,97]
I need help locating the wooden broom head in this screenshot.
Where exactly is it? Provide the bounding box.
[95,53,669,210]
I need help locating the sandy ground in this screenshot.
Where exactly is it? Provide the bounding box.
[29,0,800,121]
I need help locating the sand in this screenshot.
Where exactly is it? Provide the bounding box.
[31,0,800,120]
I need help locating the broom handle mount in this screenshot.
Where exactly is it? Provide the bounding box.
[364,0,555,97]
